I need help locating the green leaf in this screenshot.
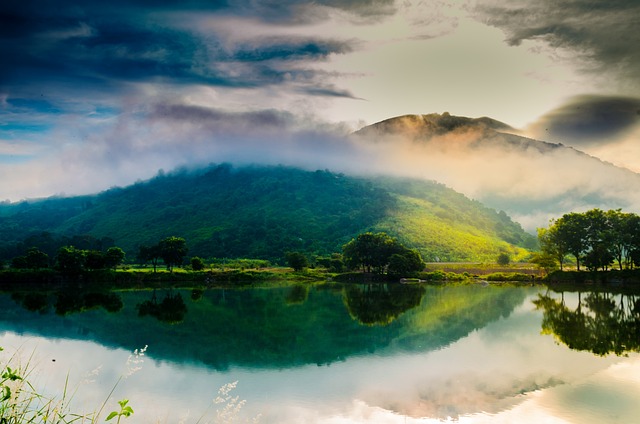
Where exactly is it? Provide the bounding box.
[2,367,22,381]
[1,385,11,401]
[105,411,118,421]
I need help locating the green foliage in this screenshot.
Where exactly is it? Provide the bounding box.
[539,208,640,272]
[285,251,308,271]
[0,164,535,264]
[105,247,126,270]
[158,236,188,272]
[342,232,425,275]
[210,258,271,270]
[387,249,425,276]
[190,256,206,271]
[55,245,86,276]
[106,399,134,423]
[484,272,532,282]
[11,247,49,269]
[496,252,510,266]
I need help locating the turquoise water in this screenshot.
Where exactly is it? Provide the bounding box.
[1,283,638,423]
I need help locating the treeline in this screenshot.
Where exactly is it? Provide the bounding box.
[2,231,426,281]
[536,208,640,271]
[4,235,190,276]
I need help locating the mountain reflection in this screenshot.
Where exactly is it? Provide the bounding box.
[1,284,528,369]
[534,290,640,356]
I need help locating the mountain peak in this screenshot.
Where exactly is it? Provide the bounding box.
[354,112,515,139]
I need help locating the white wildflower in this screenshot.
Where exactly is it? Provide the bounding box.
[125,344,148,377]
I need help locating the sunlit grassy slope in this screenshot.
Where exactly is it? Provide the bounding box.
[369,176,535,262]
[0,164,536,262]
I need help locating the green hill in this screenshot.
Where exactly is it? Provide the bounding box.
[0,164,536,263]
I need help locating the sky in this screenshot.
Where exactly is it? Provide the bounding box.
[1,0,640,226]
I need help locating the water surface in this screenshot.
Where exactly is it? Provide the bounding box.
[1,283,638,423]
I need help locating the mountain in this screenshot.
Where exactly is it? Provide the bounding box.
[0,164,535,264]
[352,112,640,231]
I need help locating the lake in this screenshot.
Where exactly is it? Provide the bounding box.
[1,283,639,423]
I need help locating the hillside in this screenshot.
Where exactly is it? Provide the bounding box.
[0,164,535,263]
[353,112,640,231]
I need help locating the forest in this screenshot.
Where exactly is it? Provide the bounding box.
[0,164,535,265]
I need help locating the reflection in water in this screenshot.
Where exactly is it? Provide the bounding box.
[285,284,308,305]
[10,290,123,315]
[534,290,640,356]
[0,284,525,370]
[2,285,640,423]
[342,283,425,325]
[136,290,188,324]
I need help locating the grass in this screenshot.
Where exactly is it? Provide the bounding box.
[1,345,258,424]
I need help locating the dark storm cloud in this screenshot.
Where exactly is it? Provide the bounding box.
[231,38,352,62]
[527,95,640,146]
[151,103,294,133]
[0,0,366,98]
[472,0,640,89]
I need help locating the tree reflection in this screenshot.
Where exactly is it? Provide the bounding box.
[11,292,49,314]
[285,284,308,305]
[342,283,426,325]
[10,290,123,315]
[137,290,188,324]
[55,291,123,315]
[534,290,640,356]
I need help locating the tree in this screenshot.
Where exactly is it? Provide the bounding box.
[85,250,106,270]
[158,236,188,272]
[190,256,205,271]
[387,249,425,276]
[343,232,413,274]
[105,247,126,270]
[138,244,162,272]
[56,246,86,276]
[529,251,558,274]
[285,251,308,271]
[11,247,50,269]
[554,213,588,271]
[496,252,510,266]
[538,226,568,270]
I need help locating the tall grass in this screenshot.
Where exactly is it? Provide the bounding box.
[1,345,259,424]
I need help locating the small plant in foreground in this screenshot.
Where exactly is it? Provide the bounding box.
[105,399,134,423]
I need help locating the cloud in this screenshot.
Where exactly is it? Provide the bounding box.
[525,95,640,172]
[3,106,640,233]
[0,0,361,100]
[471,0,640,92]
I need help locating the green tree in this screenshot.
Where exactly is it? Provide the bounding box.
[387,249,425,276]
[342,232,411,274]
[85,250,106,270]
[285,251,308,271]
[11,247,50,269]
[105,247,126,270]
[554,213,588,271]
[538,226,568,270]
[529,251,558,274]
[159,236,188,272]
[496,252,510,266]
[138,244,162,272]
[55,246,86,276]
[190,256,205,271]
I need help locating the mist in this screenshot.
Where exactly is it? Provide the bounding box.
[2,104,639,233]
